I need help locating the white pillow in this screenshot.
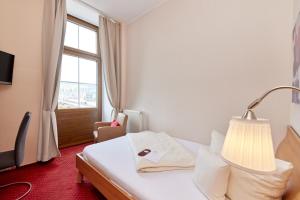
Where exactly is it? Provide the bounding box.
[227,159,293,200]
[193,147,230,200]
[209,130,225,154]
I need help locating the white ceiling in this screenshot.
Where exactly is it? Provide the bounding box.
[67,0,169,25]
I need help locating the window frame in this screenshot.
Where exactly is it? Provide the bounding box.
[59,14,101,110]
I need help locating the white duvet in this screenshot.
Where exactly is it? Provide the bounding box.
[126,131,195,172]
[83,136,209,200]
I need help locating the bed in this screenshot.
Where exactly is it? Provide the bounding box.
[78,136,208,200]
[76,126,300,200]
[276,126,300,200]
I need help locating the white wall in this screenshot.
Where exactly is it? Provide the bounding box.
[126,0,293,147]
[67,0,99,26]
[294,0,300,19]
[0,0,44,165]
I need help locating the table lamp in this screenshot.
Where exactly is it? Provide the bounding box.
[221,86,300,174]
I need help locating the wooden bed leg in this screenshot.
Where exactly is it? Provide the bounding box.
[77,171,83,183]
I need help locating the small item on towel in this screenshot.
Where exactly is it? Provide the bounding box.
[111,120,120,127]
[144,150,166,163]
[138,149,151,157]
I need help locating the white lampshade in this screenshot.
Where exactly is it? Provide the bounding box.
[221,117,276,173]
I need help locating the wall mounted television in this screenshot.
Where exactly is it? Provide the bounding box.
[0,50,15,85]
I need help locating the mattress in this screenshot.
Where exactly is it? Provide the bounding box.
[83,135,208,200]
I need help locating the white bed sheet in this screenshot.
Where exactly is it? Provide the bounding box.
[83,136,208,200]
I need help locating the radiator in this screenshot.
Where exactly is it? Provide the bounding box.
[123,109,144,133]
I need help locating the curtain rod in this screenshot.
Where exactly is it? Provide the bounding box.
[75,0,120,23]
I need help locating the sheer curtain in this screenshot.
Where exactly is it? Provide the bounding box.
[99,16,122,119]
[37,0,66,161]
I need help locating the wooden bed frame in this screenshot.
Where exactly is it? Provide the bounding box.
[76,153,136,200]
[76,126,300,200]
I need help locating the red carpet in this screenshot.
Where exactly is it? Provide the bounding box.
[0,144,106,200]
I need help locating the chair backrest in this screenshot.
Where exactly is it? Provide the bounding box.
[14,112,31,167]
[116,113,128,131]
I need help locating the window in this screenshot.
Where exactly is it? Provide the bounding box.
[64,21,97,54]
[58,16,99,109]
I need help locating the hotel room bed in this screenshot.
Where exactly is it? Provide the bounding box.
[76,126,300,200]
[82,136,208,200]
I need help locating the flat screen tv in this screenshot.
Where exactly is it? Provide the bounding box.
[0,50,15,85]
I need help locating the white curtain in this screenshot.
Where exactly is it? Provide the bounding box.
[37,0,66,161]
[99,16,121,119]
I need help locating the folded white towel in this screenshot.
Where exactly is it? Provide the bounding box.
[127,131,195,172]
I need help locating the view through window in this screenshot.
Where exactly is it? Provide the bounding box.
[58,18,99,109]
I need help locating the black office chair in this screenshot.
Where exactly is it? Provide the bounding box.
[0,112,32,200]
